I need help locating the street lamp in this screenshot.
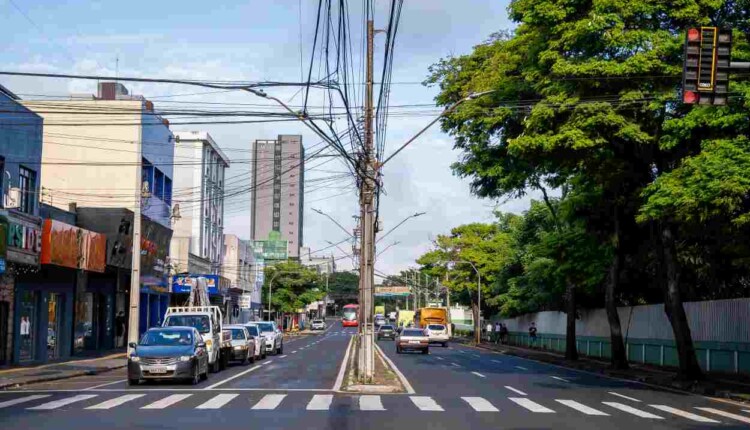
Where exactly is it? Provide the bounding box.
[446,260,482,344]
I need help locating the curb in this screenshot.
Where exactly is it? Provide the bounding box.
[0,363,127,390]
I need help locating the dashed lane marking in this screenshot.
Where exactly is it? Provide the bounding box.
[450,363,461,367]
[551,376,569,383]
[279,355,287,358]
[504,386,527,396]
[515,366,528,371]
[471,372,486,378]
[607,392,641,402]
[602,402,663,419]
[491,360,501,364]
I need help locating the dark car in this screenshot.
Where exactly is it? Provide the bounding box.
[377,324,396,341]
[128,327,209,385]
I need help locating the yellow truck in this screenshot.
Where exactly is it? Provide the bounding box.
[415,307,452,336]
[374,305,385,317]
[396,310,415,328]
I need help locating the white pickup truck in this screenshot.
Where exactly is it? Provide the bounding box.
[163,306,232,373]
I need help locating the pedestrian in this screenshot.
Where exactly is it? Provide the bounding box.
[529,322,537,348]
[115,311,126,348]
[494,321,501,344]
[485,321,492,342]
[500,323,509,344]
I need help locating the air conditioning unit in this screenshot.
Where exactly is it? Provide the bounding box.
[4,187,20,209]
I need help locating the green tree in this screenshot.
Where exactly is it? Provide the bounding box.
[326,271,359,311]
[261,262,323,315]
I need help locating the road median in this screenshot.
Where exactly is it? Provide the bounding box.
[339,335,408,394]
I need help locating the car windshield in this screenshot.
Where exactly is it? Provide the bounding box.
[140,330,193,346]
[402,329,425,337]
[428,324,445,330]
[164,315,211,334]
[380,325,394,330]
[230,329,246,340]
[313,320,323,324]
[257,323,274,333]
[246,326,259,336]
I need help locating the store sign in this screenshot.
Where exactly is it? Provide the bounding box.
[239,294,252,310]
[253,231,288,260]
[171,274,220,294]
[254,258,265,292]
[40,219,106,272]
[8,222,41,254]
[374,285,410,297]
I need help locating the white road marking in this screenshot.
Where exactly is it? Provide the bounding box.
[509,397,555,413]
[462,396,499,412]
[195,394,238,409]
[292,351,298,354]
[555,400,608,416]
[504,386,527,396]
[86,394,145,410]
[696,407,750,424]
[410,396,444,411]
[744,409,750,414]
[306,394,333,410]
[141,394,192,410]
[649,405,719,423]
[515,366,528,370]
[436,357,444,361]
[252,394,286,410]
[83,379,128,390]
[491,360,501,364]
[333,336,354,391]
[602,402,663,419]
[551,376,569,383]
[27,394,98,410]
[0,395,51,409]
[450,362,461,367]
[373,342,415,394]
[607,392,641,402]
[279,355,287,358]
[266,360,274,364]
[458,350,466,353]
[204,364,262,389]
[471,372,486,378]
[471,354,480,358]
[359,395,385,411]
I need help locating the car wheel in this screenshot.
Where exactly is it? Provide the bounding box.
[422,348,429,355]
[241,351,249,365]
[396,346,401,354]
[443,342,448,347]
[249,350,255,364]
[219,352,228,370]
[210,355,220,373]
[262,349,267,359]
[200,359,209,380]
[277,342,283,354]
[127,378,140,386]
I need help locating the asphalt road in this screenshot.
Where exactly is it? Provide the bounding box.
[1,321,750,430]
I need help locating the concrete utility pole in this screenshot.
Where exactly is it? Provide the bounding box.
[127,156,143,355]
[357,18,376,383]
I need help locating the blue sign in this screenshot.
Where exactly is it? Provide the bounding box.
[0,258,6,274]
[171,275,220,294]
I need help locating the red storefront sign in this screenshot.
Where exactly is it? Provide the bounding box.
[40,219,107,273]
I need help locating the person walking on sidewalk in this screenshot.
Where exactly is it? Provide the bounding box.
[493,321,501,344]
[500,323,509,344]
[485,322,493,342]
[529,322,538,348]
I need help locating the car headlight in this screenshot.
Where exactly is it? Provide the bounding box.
[129,356,140,362]
[180,356,192,362]
[234,346,244,350]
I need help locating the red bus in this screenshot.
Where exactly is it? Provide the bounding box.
[341,304,359,327]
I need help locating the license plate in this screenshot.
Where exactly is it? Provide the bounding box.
[408,340,421,344]
[148,367,167,374]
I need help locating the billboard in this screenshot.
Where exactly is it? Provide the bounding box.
[253,231,288,260]
[171,274,221,294]
[40,219,106,272]
[374,285,410,297]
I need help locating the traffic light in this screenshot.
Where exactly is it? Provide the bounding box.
[682,27,732,105]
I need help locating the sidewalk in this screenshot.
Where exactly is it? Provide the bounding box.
[0,352,127,390]
[464,338,750,404]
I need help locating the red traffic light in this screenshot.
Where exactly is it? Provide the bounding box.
[683,90,699,104]
[687,28,700,41]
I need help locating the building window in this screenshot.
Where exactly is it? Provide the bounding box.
[164,177,172,206]
[19,166,36,214]
[141,159,154,193]
[154,169,164,199]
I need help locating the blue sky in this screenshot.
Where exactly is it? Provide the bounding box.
[0,0,530,275]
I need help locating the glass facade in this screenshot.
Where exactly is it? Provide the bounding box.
[18,291,37,362]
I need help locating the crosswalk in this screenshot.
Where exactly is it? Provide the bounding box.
[0,392,745,425]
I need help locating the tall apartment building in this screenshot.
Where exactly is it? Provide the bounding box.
[251,135,304,259]
[170,131,229,275]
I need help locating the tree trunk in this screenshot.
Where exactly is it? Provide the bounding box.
[565,282,578,360]
[660,224,703,380]
[606,211,628,369]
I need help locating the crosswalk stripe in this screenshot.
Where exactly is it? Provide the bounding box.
[86,394,145,410]
[195,394,238,410]
[504,386,527,396]
[462,397,499,412]
[555,400,608,416]
[509,397,555,413]
[306,394,333,410]
[602,402,663,419]
[410,396,444,411]
[27,394,98,410]
[252,394,286,410]
[0,395,51,409]
[359,395,385,411]
[649,405,719,423]
[696,407,750,424]
[141,394,192,410]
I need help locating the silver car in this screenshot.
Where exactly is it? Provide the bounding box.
[225,325,255,364]
[244,323,267,360]
[249,321,283,355]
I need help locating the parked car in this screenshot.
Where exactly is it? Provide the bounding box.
[128,327,209,385]
[425,323,450,347]
[249,321,283,355]
[162,306,232,373]
[377,324,396,341]
[311,319,326,330]
[374,314,386,328]
[396,328,429,354]
[244,323,266,360]
[226,325,255,364]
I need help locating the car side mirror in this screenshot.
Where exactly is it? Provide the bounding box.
[128,342,137,349]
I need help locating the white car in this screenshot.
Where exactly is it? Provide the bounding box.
[243,323,266,360]
[311,319,326,330]
[424,324,450,347]
[250,321,283,355]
